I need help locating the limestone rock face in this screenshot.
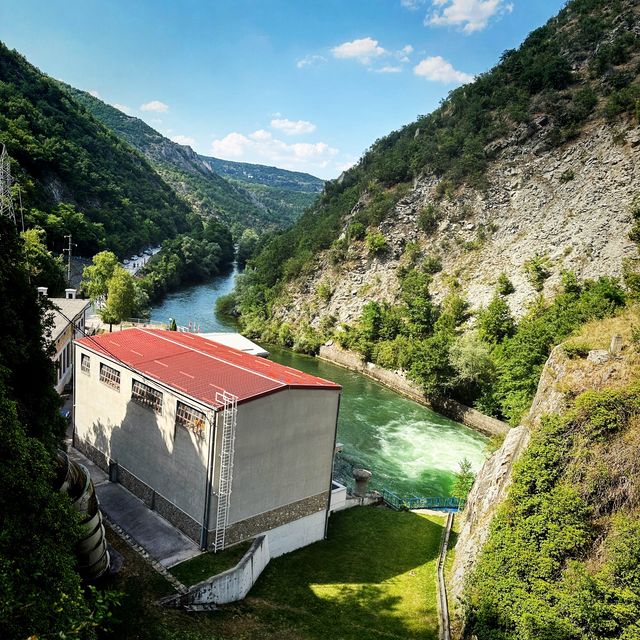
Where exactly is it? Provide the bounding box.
[273,123,639,327]
[449,425,530,606]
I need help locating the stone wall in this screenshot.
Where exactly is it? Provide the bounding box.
[318,344,509,437]
[223,492,328,547]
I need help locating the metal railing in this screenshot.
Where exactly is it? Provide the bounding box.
[381,488,465,511]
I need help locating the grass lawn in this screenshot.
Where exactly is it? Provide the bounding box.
[170,540,253,586]
[101,506,443,640]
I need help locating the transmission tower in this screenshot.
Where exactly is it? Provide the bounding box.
[0,145,17,225]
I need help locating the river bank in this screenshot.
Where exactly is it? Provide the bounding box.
[318,343,509,438]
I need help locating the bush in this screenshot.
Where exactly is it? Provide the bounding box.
[317,281,333,302]
[365,231,388,255]
[524,253,552,291]
[422,255,443,274]
[348,221,366,241]
[418,204,441,235]
[497,272,515,296]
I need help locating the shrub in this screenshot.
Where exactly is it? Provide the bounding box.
[422,255,443,274]
[524,253,552,291]
[365,231,388,255]
[348,221,366,241]
[317,281,333,302]
[418,204,441,235]
[497,272,515,296]
[559,168,575,183]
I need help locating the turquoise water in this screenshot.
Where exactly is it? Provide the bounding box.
[149,272,488,497]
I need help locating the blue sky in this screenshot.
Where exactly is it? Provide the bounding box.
[0,0,566,179]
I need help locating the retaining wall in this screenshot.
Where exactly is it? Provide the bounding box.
[318,344,509,437]
[169,535,270,607]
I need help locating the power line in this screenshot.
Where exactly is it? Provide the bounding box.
[0,144,17,225]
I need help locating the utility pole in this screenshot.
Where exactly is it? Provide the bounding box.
[63,234,77,286]
[0,144,17,225]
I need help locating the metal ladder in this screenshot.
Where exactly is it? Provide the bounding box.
[213,391,237,552]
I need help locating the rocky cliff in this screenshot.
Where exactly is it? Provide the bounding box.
[450,317,640,632]
[274,122,639,328]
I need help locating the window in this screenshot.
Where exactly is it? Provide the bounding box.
[132,380,163,414]
[99,363,121,390]
[175,401,206,436]
[81,353,90,375]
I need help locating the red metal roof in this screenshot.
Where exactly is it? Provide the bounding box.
[75,328,340,408]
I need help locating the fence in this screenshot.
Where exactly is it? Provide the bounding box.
[381,488,465,511]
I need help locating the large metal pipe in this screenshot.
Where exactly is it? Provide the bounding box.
[54,451,111,580]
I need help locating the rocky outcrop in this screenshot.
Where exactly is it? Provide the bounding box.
[449,425,530,610]
[274,123,639,327]
[449,337,634,632]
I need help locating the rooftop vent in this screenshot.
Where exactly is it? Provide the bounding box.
[37,286,48,297]
[65,288,77,300]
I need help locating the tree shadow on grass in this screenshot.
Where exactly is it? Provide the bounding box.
[247,507,443,640]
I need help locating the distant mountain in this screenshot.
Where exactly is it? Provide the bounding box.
[0,42,192,256]
[64,86,323,232]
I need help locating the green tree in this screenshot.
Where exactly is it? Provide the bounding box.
[20,227,66,294]
[100,266,137,329]
[237,228,259,267]
[0,217,116,638]
[477,295,516,344]
[81,251,120,306]
[451,458,475,502]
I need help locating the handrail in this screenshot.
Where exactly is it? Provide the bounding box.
[380,488,465,511]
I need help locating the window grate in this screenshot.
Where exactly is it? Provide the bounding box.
[132,380,163,414]
[81,353,90,375]
[176,401,206,436]
[99,363,120,390]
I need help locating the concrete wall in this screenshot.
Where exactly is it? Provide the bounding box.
[170,535,271,607]
[318,344,508,437]
[266,510,326,558]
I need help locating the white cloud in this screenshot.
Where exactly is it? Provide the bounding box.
[332,37,386,65]
[140,100,169,113]
[89,89,102,99]
[270,118,316,136]
[427,0,514,33]
[413,56,474,83]
[296,54,327,68]
[401,0,426,8]
[113,103,135,116]
[210,130,339,176]
[376,65,403,73]
[401,45,414,55]
[171,135,196,147]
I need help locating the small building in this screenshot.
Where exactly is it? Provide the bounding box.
[199,332,269,358]
[73,328,341,557]
[42,287,91,394]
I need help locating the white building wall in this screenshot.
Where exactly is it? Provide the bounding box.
[74,346,214,525]
[75,344,340,548]
[219,388,339,527]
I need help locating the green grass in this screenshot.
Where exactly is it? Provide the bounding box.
[247,507,442,639]
[101,506,443,640]
[169,540,253,586]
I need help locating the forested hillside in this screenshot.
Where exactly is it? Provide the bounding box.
[233,0,640,426]
[64,86,322,233]
[0,42,195,256]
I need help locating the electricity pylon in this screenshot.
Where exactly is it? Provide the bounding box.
[0,144,16,225]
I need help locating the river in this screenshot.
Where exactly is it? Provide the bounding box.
[150,270,488,497]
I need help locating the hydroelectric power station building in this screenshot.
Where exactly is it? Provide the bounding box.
[73,328,341,556]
